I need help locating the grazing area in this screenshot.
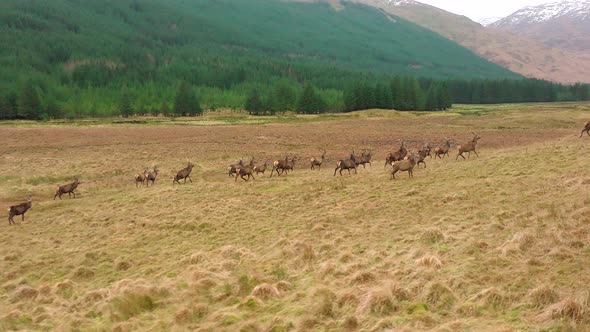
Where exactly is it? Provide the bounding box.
[1,103,590,331]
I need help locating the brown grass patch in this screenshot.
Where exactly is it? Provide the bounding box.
[250,283,280,299]
[415,255,443,269]
[536,297,586,322]
[528,285,559,308]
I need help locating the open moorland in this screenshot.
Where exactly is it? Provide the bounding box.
[1,103,590,331]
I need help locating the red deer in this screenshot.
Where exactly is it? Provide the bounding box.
[146,166,159,186]
[134,169,148,187]
[173,162,194,185]
[385,142,408,168]
[228,159,244,177]
[334,151,358,176]
[235,159,256,182]
[422,143,432,158]
[54,179,81,200]
[415,149,429,168]
[271,156,294,177]
[253,160,268,175]
[282,157,296,174]
[310,150,326,170]
[356,149,373,168]
[580,122,590,138]
[456,132,481,160]
[391,155,417,179]
[434,138,451,159]
[8,196,32,225]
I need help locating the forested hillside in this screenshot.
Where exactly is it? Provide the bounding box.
[0,0,588,119]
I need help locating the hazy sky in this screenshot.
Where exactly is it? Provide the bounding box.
[417,0,554,21]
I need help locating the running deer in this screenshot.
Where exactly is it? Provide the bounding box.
[146,166,159,186]
[580,121,590,138]
[310,150,326,170]
[8,196,32,225]
[356,149,373,168]
[271,156,292,177]
[54,179,81,200]
[384,142,408,168]
[235,159,256,182]
[134,169,148,187]
[434,138,451,159]
[334,151,358,176]
[253,160,268,175]
[416,148,429,168]
[456,132,481,160]
[173,162,194,185]
[228,159,244,177]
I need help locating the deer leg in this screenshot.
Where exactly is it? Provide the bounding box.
[473,150,479,157]
[188,176,192,183]
[22,213,25,221]
[251,174,255,180]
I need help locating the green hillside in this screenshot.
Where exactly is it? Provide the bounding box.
[2,0,580,118]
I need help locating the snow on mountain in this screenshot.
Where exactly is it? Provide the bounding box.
[478,17,503,26]
[492,0,590,27]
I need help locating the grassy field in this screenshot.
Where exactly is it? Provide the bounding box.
[1,103,590,331]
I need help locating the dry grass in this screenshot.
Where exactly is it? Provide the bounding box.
[1,103,590,330]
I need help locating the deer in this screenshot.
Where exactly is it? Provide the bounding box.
[433,138,451,159]
[228,159,244,177]
[580,121,590,138]
[253,160,268,175]
[54,179,81,200]
[271,156,289,177]
[281,157,296,174]
[415,148,429,168]
[8,196,32,225]
[391,155,417,180]
[310,150,326,170]
[235,159,256,182]
[422,143,433,158]
[456,132,481,160]
[384,142,408,168]
[334,150,358,176]
[134,169,149,187]
[173,162,194,185]
[146,166,159,186]
[355,149,372,168]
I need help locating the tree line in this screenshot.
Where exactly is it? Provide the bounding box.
[1,76,589,120]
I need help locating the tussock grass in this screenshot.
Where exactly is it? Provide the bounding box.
[2,105,590,330]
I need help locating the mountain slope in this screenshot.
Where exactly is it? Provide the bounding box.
[492,0,590,52]
[0,0,518,87]
[307,0,590,83]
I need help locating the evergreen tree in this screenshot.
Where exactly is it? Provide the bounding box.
[119,91,134,118]
[174,82,192,116]
[160,102,171,117]
[424,84,438,111]
[272,81,297,113]
[186,92,203,116]
[381,84,393,109]
[438,82,452,110]
[297,83,325,114]
[245,89,264,115]
[18,82,42,120]
[0,95,9,120]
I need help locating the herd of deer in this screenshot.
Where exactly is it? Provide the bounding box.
[7,122,590,225]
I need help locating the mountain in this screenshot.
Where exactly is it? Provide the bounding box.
[0,0,528,117]
[491,0,590,52]
[477,17,502,26]
[330,0,590,83]
[0,0,517,85]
